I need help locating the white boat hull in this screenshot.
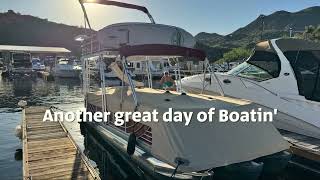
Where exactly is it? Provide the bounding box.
[180,74,320,139]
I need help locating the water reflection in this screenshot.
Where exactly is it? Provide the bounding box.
[0,77,83,109]
[0,76,84,179]
[80,123,148,180]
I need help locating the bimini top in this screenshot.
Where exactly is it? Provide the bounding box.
[97,22,196,50]
[255,38,320,53]
[119,44,206,61]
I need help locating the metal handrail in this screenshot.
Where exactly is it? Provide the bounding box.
[122,57,139,109]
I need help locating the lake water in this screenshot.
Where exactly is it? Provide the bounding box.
[0,75,318,180]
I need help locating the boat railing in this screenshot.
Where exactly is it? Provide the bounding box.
[203,63,283,98]
[87,102,152,145]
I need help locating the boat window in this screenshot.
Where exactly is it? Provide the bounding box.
[284,51,320,101]
[136,62,140,68]
[236,62,275,81]
[246,51,281,78]
[228,51,280,81]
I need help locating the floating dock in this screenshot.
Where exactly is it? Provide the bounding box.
[281,130,320,162]
[22,106,99,180]
[281,130,320,174]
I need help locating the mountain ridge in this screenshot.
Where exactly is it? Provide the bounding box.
[0,6,319,59]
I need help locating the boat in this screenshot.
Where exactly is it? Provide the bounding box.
[6,52,34,77]
[31,57,45,71]
[127,57,170,79]
[180,38,320,139]
[53,58,82,78]
[79,0,290,179]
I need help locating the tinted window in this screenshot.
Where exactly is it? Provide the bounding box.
[233,62,274,81]
[136,62,140,68]
[230,51,281,81]
[284,51,320,101]
[247,51,281,78]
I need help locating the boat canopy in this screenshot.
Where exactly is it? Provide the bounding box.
[96,22,196,50]
[119,44,206,61]
[255,38,320,53]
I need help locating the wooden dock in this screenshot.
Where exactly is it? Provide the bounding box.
[22,107,100,180]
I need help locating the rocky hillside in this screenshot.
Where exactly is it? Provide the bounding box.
[0,10,88,56]
[196,6,320,61]
[0,6,320,60]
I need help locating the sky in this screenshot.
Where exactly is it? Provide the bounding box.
[0,0,319,35]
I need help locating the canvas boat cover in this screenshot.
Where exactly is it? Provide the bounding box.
[97,23,196,50]
[87,87,289,172]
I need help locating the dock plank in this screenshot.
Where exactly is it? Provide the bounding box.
[22,107,100,180]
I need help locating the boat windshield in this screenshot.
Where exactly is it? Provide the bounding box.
[228,50,281,82]
[228,62,275,81]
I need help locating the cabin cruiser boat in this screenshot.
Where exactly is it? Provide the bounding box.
[79,1,290,179]
[3,52,34,78]
[53,58,82,78]
[31,57,45,71]
[180,38,320,139]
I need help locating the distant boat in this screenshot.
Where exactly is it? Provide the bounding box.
[31,57,45,71]
[0,58,4,75]
[10,52,33,76]
[53,58,81,78]
[127,58,170,78]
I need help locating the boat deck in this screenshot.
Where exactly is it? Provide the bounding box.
[281,130,320,162]
[22,106,100,180]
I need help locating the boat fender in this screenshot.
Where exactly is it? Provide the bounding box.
[15,125,22,140]
[127,133,137,156]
